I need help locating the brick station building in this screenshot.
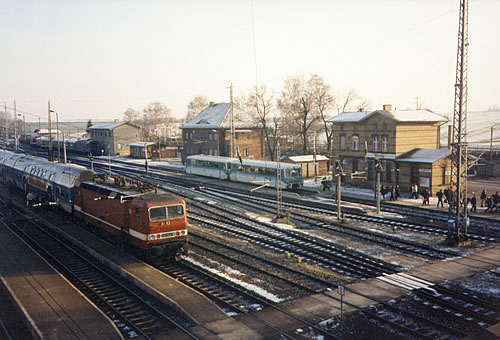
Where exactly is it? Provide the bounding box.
[328,105,451,194]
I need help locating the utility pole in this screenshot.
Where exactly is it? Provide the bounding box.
[229,83,235,158]
[63,132,67,164]
[335,160,344,220]
[14,101,18,151]
[48,101,54,161]
[313,131,317,182]
[23,115,26,146]
[449,0,470,246]
[276,142,283,218]
[56,111,60,162]
[490,126,494,161]
[3,103,6,142]
[375,159,383,215]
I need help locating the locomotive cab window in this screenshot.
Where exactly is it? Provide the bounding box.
[149,204,184,222]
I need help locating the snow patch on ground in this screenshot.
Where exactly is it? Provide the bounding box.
[184,257,286,303]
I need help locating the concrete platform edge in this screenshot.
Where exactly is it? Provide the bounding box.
[0,274,42,340]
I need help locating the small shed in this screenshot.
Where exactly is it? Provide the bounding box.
[129,142,155,159]
[283,155,330,179]
[129,142,179,159]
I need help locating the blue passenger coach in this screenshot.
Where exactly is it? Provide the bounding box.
[185,155,303,189]
[0,149,94,213]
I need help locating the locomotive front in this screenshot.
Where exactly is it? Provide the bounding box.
[75,179,188,260]
[140,193,188,259]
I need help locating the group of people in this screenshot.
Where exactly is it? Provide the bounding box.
[380,184,401,201]
[481,189,499,214]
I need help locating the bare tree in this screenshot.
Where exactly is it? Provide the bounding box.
[311,77,335,153]
[123,108,142,124]
[278,74,322,154]
[245,85,279,160]
[185,96,209,123]
[143,102,173,139]
[335,88,371,113]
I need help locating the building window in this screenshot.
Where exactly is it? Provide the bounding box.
[340,135,346,150]
[340,124,344,131]
[373,136,378,152]
[386,162,392,182]
[352,135,359,151]
[373,123,377,131]
[382,136,388,152]
[382,123,387,132]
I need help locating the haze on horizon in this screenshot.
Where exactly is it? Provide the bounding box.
[0,0,499,124]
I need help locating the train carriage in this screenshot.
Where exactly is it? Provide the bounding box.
[185,155,304,189]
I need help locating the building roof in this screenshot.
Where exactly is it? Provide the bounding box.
[129,142,156,147]
[181,103,255,129]
[327,109,447,123]
[285,155,329,163]
[396,148,452,163]
[87,122,133,130]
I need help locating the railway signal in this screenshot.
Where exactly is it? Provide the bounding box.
[334,160,345,220]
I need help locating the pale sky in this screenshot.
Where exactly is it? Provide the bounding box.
[0,0,499,123]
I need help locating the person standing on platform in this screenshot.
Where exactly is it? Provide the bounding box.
[436,189,444,208]
[395,185,400,200]
[470,194,477,213]
[486,196,493,213]
[480,189,486,207]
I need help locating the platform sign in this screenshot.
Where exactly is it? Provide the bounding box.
[337,285,345,296]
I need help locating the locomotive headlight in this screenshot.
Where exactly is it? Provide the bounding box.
[148,234,156,241]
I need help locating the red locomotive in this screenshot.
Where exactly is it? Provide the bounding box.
[74,177,188,259]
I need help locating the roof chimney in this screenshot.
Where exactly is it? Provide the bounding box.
[383,104,392,111]
[209,101,215,107]
[114,119,119,123]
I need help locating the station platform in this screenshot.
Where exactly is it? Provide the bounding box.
[0,219,122,340]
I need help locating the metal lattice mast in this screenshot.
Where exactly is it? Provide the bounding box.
[450,0,469,242]
[276,142,283,217]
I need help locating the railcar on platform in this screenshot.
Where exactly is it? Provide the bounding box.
[185,155,303,189]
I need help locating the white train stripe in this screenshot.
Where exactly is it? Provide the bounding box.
[73,205,187,242]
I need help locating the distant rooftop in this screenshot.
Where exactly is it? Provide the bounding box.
[181,102,255,129]
[328,109,447,123]
[87,122,134,130]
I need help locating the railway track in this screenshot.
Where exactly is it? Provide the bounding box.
[157,259,341,339]
[197,187,465,260]
[203,186,500,243]
[188,202,401,279]
[0,202,196,339]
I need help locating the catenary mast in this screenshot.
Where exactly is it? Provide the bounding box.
[449,0,469,245]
